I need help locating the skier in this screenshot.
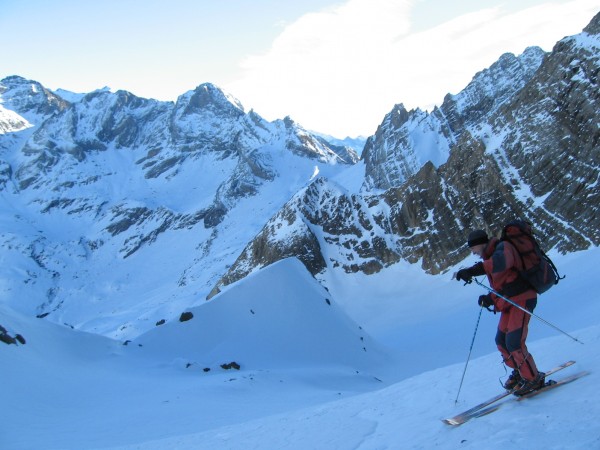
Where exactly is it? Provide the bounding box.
[455,229,545,395]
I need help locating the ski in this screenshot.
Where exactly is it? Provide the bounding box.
[444,369,587,425]
[442,391,513,426]
[471,404,501,419]
[442,360,575,426]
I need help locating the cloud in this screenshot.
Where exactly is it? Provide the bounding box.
[226,0,600,137]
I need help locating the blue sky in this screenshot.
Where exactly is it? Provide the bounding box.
[1,0,599,137]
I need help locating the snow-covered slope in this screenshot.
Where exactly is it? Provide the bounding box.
[2,248,598,449]
[109,326,600,450]
[136,258,389,371]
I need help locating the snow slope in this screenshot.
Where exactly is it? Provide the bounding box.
[1,248,599,449]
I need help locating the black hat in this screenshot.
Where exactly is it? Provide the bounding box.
[467,229,488,247]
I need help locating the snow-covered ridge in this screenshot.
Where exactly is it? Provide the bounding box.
[137,258,389,371]
[361,45,546,192]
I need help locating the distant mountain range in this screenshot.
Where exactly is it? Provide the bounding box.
[1,11,598,338]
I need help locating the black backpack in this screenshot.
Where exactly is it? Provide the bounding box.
[501,220,563,294]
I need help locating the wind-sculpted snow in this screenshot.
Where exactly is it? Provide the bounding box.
[139,258,388,370]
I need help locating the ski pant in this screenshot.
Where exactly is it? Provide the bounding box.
[495,296,540,381]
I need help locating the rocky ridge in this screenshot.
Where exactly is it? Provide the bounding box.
[361,46,547,192]
[210,12,600,295]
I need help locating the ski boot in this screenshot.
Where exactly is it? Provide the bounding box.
[513,372,546,396]
[504,369,523,390]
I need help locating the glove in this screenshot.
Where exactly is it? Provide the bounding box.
[470,262,486,276]
[478,294,494,309]
[456,268,473,283]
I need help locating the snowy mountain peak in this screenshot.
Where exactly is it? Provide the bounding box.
[383,103,412,128]
[0,75,70,122]
[210,13,599,295]
[52,88,87,104]
[361,44,547,192]
[176,82,245,118]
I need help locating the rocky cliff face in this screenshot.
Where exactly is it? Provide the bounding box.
[210,12,600,295]
[361,46,546,191]
[485,17,600,246]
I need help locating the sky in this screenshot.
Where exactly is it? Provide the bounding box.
[1,0,599,138]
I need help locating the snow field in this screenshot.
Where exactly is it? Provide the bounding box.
[2,248,599,449]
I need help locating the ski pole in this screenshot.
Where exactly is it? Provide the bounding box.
[473,278,583,344]
[455,306,483,404]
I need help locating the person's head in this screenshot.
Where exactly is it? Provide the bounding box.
[467,229,488,258]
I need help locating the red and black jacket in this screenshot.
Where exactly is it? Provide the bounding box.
[469,237,536,311]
